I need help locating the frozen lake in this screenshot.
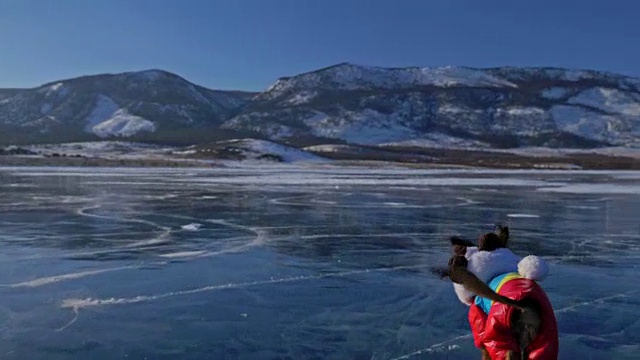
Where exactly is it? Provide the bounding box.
[0,165,639,359]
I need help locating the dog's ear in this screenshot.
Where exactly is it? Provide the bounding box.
[450,236,474,256]
[478,232,502,251]
[450,236,475,247]
[495,224,509,248]
[449,236,476,247]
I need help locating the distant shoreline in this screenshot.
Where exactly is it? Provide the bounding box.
[2,149,640,170]
[0,156,219,168]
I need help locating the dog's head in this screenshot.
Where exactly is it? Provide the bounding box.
[449,224,509,256]
[432,225,510,280]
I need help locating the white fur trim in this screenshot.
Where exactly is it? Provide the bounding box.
[465,246,479,259]
[453,247,521,305]
[467,248,520,283]
[453,283,475,305]
[518,255,549,280]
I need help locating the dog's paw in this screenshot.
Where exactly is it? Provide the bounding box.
[448,255,469,268]
[429,266,450,279]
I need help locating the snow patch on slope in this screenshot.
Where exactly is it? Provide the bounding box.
[304,144,354,153]
[304,111,331,125]
[187,85,213,105]
[500,107,545,116]
[500,68,596,82]
[541,87,568,100]
[85,95,156,138]
[304,109,416,145]
[549,69,594,81]
[436,104,484,115]
[222,112,297,140]
[492,107,551,136]
[286,91,317,105]
[567,87,640,116]
[40,82,70,98]
[85,95,119,131]
[134,70,165,81]
[551,105,611,142]
[380,133,491,149]
[40,103,52,114]
[92,111,156,138]
[421,67,517,88]
[48,83,63,92]
[265,124,294,139]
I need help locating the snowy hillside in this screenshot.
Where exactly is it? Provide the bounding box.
[0,70,254,144]
[225,63,640,149]
[84,96,156,138]
[259,63,518,101]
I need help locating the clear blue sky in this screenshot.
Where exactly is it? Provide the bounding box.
[1,0,638,91]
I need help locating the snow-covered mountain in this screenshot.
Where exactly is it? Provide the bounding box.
[223,63,640,148]
[3,63,640,149]
[0,70,255,144]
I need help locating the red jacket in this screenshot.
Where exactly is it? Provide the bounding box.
[468,274,559,359]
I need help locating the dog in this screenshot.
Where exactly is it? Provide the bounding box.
[433,226,559,360]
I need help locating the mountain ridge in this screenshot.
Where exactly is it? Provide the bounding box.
[1,64,640,149]
[226,63,640,149]
[0,69,258,144]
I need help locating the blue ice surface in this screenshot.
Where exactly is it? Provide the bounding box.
[0,166,638,359]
